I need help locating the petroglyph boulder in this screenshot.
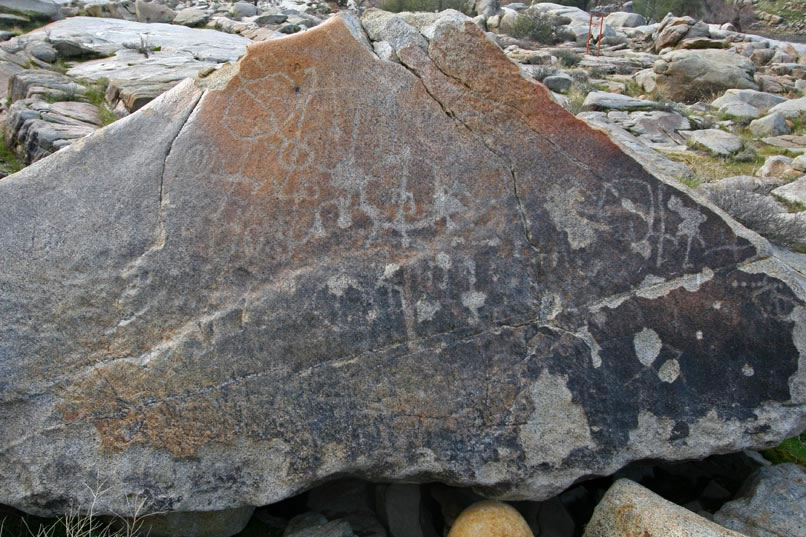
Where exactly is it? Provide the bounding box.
[1,10,806,522]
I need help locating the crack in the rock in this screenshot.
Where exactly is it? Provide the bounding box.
[119,87,206,285]
[395,51,541,257]
[509,167,539,253]
[158,88,205,221]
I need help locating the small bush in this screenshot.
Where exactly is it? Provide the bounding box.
[83,79,117,127]
[732,147,758,163]
[706,187,806,249]
[554,49,581,68]
[510,11,555,44]
[0,136,22,176]
[566,82,595,115]
[554,26,577,43]
[764,432,806,467]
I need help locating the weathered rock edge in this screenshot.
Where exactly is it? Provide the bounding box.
[1,11,805,518]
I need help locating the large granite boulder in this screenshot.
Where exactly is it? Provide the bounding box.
[1,10,805,527]
[653,49,758,102]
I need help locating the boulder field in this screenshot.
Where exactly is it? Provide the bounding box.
[1,9,805,523]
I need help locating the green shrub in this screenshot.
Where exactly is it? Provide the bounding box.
[764,432,806,467]
[510,11,556,44]
[0,136,22,176]
[554,49,581,67]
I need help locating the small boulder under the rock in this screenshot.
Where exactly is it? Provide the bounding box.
[447,501,533,537]
[283,513,355,537]
[714,463,806,537]
[583,479,746,537]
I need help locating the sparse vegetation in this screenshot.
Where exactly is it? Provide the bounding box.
[624,80,644,98]
[52,59,71,75]
[757,0,806,25]
[0,487,149,537]
[764,432,806,467]
[84,78,117,127]
[509,10,555,44]
[787,113,806,136]
[679,175,704,189]
[567,82,596,115]
[774,193,806,213]
[0,6,50,34]
[666,149,763,183]
[122,34,162,58]
[0,136,22,176]
[554,49,581,68]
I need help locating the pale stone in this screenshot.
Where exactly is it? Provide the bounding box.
[584,479,747,537]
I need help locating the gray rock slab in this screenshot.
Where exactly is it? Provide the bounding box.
[687,129,743,156]
[714,463,806,537]
[718,102,761,119]
[582,91,658,111]
[749,112,791,137]
[138,507,255,537]
[34,16,249,62]
[773,177,806,207]
[307,480,388,537]
[0,0,62,19]
[712,89,788,111]
[578,111,694,182]
[762,134,806,153]
[5,98,101,162]
[705,175,787,195]
[284,513,355,537]
[542,74,571,93]
[173,8,210,27]
[135,0,174,23]
[770,97,806,118]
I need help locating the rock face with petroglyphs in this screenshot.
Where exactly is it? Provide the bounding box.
[1,10,805,521]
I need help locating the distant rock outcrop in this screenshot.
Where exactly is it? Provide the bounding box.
[653,49,758,102]
[1,10,805,530]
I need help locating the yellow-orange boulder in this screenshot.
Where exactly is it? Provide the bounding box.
[447,501,533,537]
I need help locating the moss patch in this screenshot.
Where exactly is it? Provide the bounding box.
[763,432,806,467]
[0,136,22,177]
[664,149,763,184]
